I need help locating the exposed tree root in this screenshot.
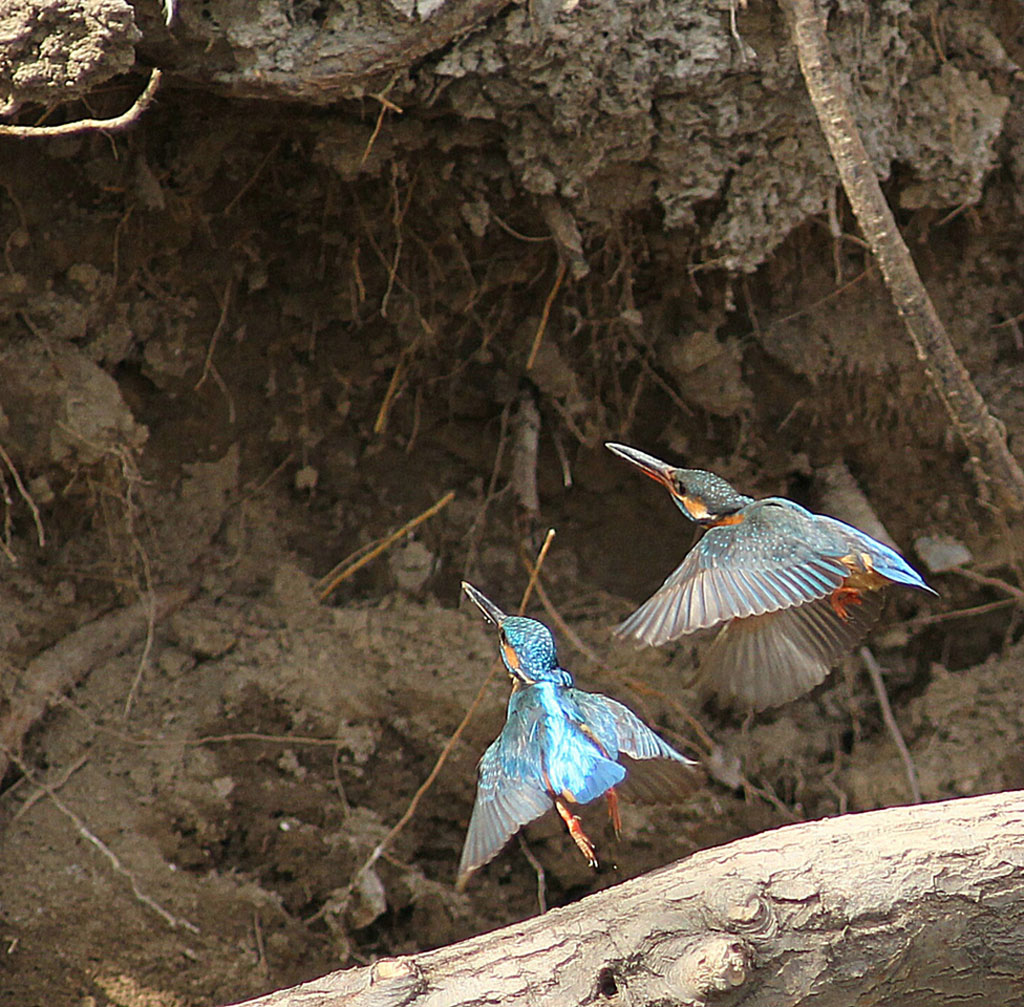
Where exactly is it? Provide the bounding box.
[782,0,1024,512]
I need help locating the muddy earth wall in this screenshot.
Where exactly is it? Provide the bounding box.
[0,1,1022,1004]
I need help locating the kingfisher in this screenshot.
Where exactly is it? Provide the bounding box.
[458,581,697,886]
[606,443,937,710]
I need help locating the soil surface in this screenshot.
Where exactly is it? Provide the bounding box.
[1,2,1023,1005]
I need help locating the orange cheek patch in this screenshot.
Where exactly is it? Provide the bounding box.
[681,495,710,520]
[502,640,521,671]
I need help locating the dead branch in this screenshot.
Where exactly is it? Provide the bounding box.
[0,586,192,783]
[781,0,1024,512]
[859,646,921,804]
[227,790,1024,1007]
[317,490,455,602]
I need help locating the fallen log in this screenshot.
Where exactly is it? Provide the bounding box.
[228,790,1024,1007]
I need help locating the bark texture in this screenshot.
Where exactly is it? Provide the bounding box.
[229,791,1024,1007]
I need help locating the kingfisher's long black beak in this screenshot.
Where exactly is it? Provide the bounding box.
[461,581,508,626]
[605,442,678,492]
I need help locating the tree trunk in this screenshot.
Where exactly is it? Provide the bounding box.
[228,790,1024,1007]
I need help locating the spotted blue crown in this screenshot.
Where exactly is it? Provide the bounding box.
[500,616,572,686]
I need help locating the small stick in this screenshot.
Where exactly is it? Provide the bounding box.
[349,530,556,886]
[517,835,548,914]
[318,489,454,601]
[0,70,162,138]
[194,276,234,391]
[361,86,404,168]
[461,403,512,584]
[12,753,89,822]
[911,598,1014,627]
[6,751,198,933]
[222,140,282,215]
[0,442,45,547]
[951,567,1024,604]
[526,260,567,370]
[122,585,158,719]
[860,646,922,804]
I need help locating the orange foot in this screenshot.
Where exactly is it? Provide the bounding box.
[555,797,598,868]
[829,585,863,621]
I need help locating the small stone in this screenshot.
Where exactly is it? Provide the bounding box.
[211,776,235,799]
[347,867,388,930]
[388,539,434,592]
[914,534,972,573]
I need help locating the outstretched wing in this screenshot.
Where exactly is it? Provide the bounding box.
[457,731,551,884]
[701,590,884,710]
[569,691,697,803]
[572,692,694,763]
[615,501,853,646]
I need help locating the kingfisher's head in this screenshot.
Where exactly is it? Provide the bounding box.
[605,443,754,526]
[461,581,572,686]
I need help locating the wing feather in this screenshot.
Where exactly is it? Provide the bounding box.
[457,721,551,883]
[616,502,853,645]
[700,591,884,709]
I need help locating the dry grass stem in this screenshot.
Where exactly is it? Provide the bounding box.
[8,751,199,933]
[318,489,455,601]
[860,646,922,804]
[526,260,567,370]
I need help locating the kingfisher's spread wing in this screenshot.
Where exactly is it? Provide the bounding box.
[571,692,694,764]
[569,691,698,803]
[615,500,853,646]
[700,590,884,710]
[457,729,551,883]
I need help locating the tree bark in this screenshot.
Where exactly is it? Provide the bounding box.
[228,790,1024,1007]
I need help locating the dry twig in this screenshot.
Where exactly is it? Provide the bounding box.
[951,566,1024,604]
[6,751,198,933]
[517,835,548,914]
[782,0,1024,511]
[318,489,455,602]
[860,646,922,804]
[526,260,567,370]
[0,442,45,551]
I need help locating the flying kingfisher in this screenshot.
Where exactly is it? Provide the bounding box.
[457,581,697,886]
[606,443,937,710]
